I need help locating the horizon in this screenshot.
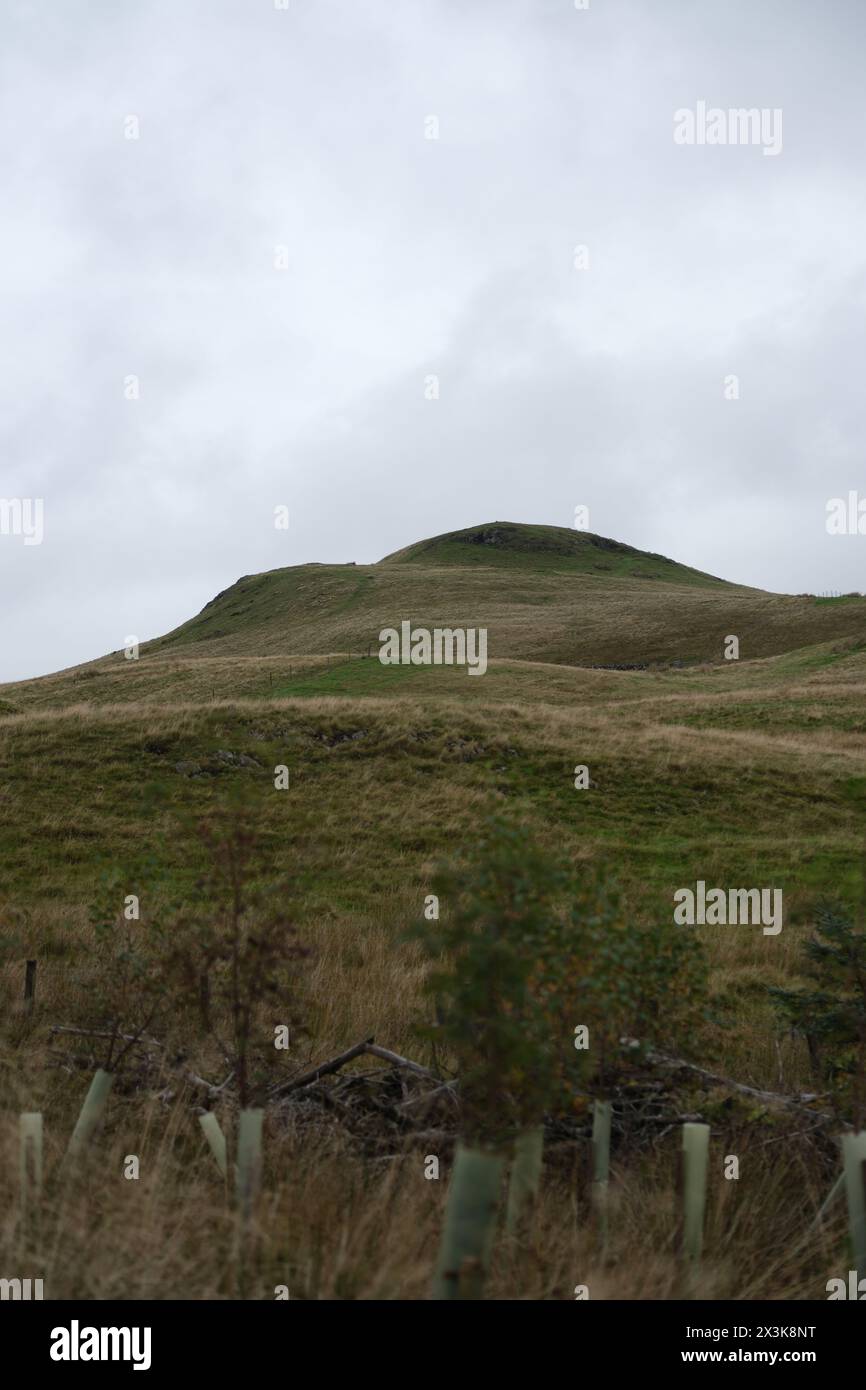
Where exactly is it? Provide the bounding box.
[5,513,860,686]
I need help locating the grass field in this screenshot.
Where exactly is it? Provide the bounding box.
[2,523,865,1299]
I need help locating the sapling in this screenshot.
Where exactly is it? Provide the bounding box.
[771,898,866,1278]
[413,820,571,1292]
[536,869,706,1104]
[411,820,568,1148]
[414,819,707,1292]
[769,903,866,1126]
[158,806,312,1118]
[154,803,311,1291]
[62,880,166,1166]
[526,860,705,1246]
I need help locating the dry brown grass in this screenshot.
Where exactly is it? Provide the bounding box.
[0,1091,847,1300]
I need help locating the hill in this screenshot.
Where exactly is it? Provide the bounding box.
[6,523,864,715]
[2,521,866,1299]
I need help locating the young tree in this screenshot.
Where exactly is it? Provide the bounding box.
[770,904,866,1126]
[413,818,566,1147]
[537,865,706,1103]
[418,818,705,1295]
[413,820,705,1136]
[83,802,312,1108]
[158,807,312,1109]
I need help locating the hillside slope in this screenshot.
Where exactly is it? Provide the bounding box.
[3,524,866,712]
[134,521,866,669]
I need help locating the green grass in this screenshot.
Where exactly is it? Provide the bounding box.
[271,657,444,698]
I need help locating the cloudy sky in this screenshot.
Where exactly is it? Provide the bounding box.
[2,0,864,681]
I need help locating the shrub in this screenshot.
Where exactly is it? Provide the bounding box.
[769,903,866,1125]
[85,801,312,1104]
[410,818,705,1146]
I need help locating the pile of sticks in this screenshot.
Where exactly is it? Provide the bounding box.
[46,1026,843,1161]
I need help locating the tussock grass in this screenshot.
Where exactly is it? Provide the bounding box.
[0,1101,847,1299]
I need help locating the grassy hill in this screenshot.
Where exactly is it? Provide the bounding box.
[1,521,865,1299]
[137,521,866,672]
[4,524,865,715]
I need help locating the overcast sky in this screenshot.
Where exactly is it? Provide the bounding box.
[2,0,865,681]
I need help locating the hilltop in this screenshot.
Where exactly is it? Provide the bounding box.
[379,520,735,584]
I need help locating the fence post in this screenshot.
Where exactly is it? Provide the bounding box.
[24,960,37,1014]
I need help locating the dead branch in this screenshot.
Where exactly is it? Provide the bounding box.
[269,1035,375,1099]
[641,1044,842,1125]
[362,1043,441,1079]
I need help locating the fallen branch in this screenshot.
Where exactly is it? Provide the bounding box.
[363,1043,440,1080]
[270,1036,375,1099]
[397,1081,459,1109]
[184,1069,235,1097]
[640,1044,842,1125]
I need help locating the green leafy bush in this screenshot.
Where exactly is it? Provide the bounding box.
[411,818,705,1146]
